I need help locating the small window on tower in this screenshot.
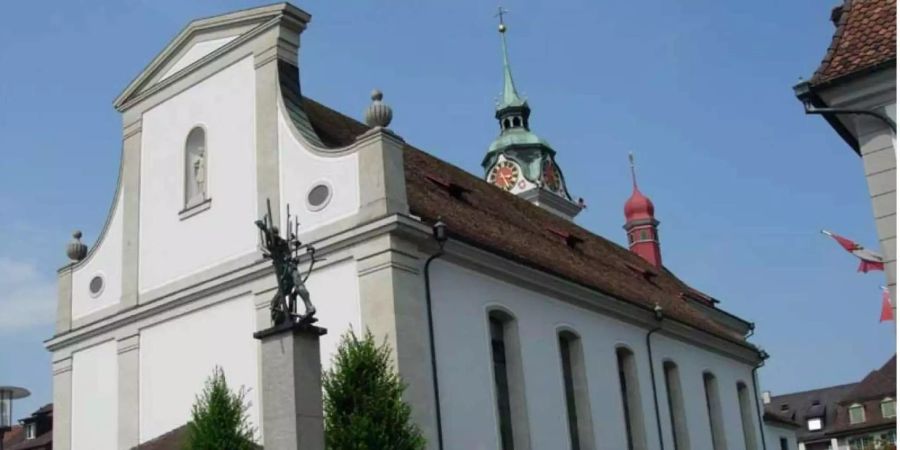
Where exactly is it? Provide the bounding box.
[628,233,634,244]
[639,230,648,240]
[513,117,521,127]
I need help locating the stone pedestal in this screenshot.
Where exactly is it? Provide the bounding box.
[254,322,327,450]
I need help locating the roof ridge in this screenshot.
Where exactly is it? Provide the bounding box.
[769,382,860,400]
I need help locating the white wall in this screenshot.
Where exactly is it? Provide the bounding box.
[430,260,760,450]
[765,423,799,450]
[277,113,359,234]
[72,190,123,319]
[303,258,362,372]
[161,36,238,80]
[139,294,259,443]
[71,340,118,450]
[139,55,258,294]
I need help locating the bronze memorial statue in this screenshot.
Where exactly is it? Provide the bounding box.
[255,200,321,326]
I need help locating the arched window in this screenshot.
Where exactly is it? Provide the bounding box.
[663,361,690,450]
[617,346,647,450]
[513,117,521,128]
[703,372,727,450]
[488,309,531,449]
[558,330,595,450]
[184,127,208,207]
[737,382,758,450]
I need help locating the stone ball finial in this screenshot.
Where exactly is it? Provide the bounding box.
[365,89,393,128]
[67,230,88,262]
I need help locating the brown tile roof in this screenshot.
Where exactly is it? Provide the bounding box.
[766,355,897,441]
[811,0,897,86]
[842,354,896,403]
[299,96,751,346]
[132,424,263,450]
[2,425,24,448]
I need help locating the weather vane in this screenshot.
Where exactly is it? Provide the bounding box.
[495,5,509,32]
[255,199,324,326]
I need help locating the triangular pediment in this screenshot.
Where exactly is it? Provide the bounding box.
[114,2,310,111]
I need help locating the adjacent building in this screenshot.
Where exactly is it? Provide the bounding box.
[794,0,897,302]
[47,3,773,449]
[765,355,896,449]
[1,405,53,450]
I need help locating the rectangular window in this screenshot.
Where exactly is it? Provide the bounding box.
[490,317,515,450]
[779,437,789,450]
[559,332,595,450]
[806,417,822,431]
[617,348,647,450]
[703,372,727,450]
[25,423,35,440]
[663,361,690,450]
[737,382,758,450]
[849,404,866,424]
[882,398,896,418]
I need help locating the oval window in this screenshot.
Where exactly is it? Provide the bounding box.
[89,275,104,297]
[306,183,332,211]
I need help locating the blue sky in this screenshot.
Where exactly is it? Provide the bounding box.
[0,0,894,417]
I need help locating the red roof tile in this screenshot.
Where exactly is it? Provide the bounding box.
[811,0,897,86]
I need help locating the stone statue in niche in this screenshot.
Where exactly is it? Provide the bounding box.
[193,146,206,201]
[255,199,322,326]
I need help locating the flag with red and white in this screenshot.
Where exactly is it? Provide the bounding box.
[880,286,894,322]
[821,230,885,273]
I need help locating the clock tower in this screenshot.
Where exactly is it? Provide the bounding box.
[482,11,582,220]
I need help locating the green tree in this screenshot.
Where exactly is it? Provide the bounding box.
[184,366,257,450]
[323,329,427,450]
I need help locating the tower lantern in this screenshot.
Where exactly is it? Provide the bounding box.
[624,153,662,267]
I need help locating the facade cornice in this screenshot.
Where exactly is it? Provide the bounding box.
[417,232,761,365]
[45,214,422,352]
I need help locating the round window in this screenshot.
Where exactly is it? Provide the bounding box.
[89,275,104,297]
[306,182,332,211]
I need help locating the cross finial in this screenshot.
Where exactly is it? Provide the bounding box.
[496,6,509,32]
[628,152,638,190]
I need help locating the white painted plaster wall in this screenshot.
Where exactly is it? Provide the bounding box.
[71,340,118,450]
[161,36,238,80]
[430,261,760,450]
[139,294,259,443]
[72,190,123,319]
[277,113,360,233]
[139,56,258,293]
[303,258,362,372]
[765,423,799,450]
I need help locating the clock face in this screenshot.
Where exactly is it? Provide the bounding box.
[543,160,562,192]
[488,160,520,191]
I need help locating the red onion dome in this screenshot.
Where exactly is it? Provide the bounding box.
[624,188,655,221]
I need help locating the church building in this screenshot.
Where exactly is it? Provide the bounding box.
[47,4,769,449]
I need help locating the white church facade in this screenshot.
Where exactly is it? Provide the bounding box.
[47,4,772,450]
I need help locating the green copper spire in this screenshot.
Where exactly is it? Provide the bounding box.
[496,7,526,110]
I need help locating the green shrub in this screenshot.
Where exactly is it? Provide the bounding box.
[323,330,426,450]
[184,366,256,450]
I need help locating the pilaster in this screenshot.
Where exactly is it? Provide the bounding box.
[56,265,73,334]
[121,118,142,308]
[52,356,73,450]
[354,233,438,448]
[254,45,283,225]
[117,333,140,450]
[355,128,410,223]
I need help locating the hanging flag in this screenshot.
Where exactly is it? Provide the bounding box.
[880,287,894,322]
[821,230,885,273]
